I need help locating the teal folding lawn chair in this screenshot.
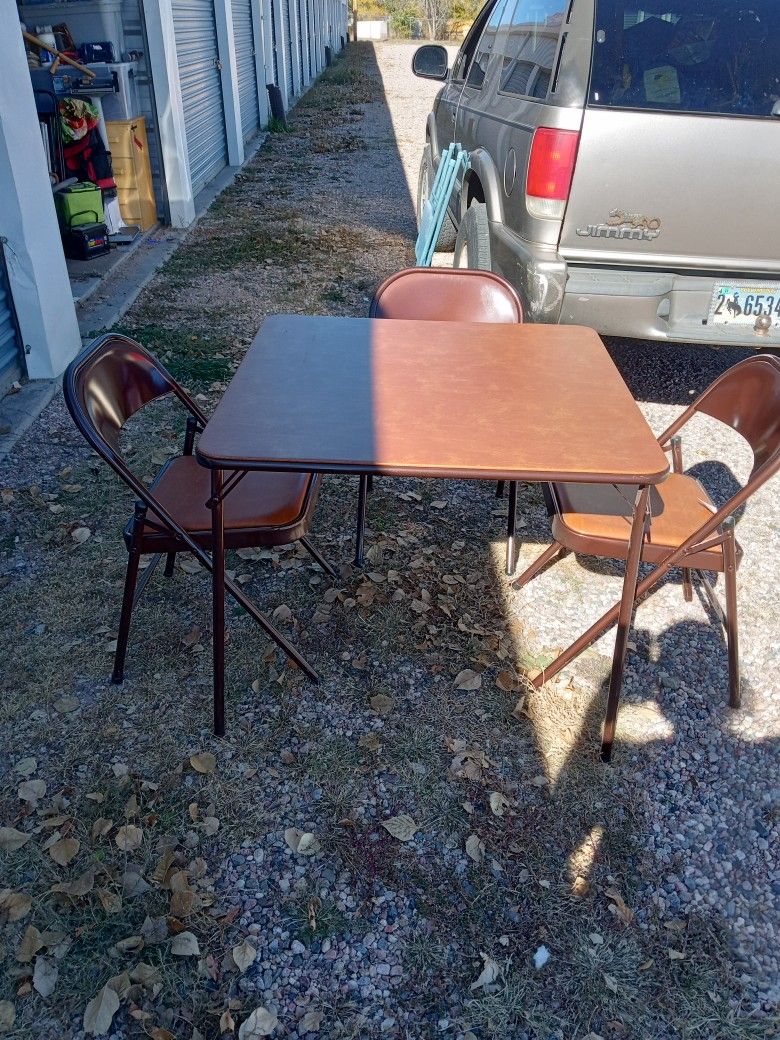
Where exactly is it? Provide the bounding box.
[415,143,470,266]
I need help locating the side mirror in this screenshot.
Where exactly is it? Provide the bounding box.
[412,45,448,81]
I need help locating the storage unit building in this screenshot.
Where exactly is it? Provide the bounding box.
[232,0,260,142]
[0,248,24,394]
[171,0,228,195]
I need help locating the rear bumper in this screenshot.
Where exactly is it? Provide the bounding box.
[560,268,780,346]
[491,222,780,346]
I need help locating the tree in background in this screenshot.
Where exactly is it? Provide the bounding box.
[355,0,482,38]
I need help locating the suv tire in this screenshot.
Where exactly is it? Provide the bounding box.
[417,144,457,253]
[453,202,491,271]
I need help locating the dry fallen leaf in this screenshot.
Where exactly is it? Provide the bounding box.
[284,828,321,856]
[83,984,120,1036]
[465,834,485,865]
[33,956,58,998]
[16,925,43,963]
[14,757,37,777]
[495,669,521,692]
[470,952,500,990]
[71,526,91,544]
[18,779,46,805]
[48,837,80,867]
[454,668,482,691]
[115,825,143,852]
[300,1010,324,1032]
[489,792,511,817]
[238,1007,278,1039]
[220,1010,236,1033]
[381,814,419,842]
[170,931,200,956]
[232,938,257,973]
[0,890,31,923]
[189,752,216,774]
[369,694,394,715]
[0,827,31,853]
[91,817,113,840]
[605,886,635,925]
[668,948,686,961]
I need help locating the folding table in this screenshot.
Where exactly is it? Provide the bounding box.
[196,315,669,758]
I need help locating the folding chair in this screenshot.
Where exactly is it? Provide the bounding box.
[415,143,470,267]
[513,354,780,759]
[358,267,524,572]
[63,333,335,734]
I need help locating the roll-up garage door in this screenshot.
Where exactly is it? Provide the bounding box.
[232,0,260,141]
[282,0,295,97]
[296,0,305,85]
[305,0,312,79]
[172,0,228,195]
[0,248,24,396]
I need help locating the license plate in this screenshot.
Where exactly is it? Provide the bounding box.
[708,282,780,327]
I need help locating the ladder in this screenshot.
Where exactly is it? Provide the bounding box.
[414,143,470,267]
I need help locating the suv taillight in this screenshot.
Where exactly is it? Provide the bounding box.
[525,128,580,220]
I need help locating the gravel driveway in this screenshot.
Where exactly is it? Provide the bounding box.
[0,41,777,1040]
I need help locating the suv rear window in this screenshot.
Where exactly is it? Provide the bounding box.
[589,1,780,117]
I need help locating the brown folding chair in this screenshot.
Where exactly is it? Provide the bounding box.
[513,354,780,759]
[364,267,525,573]
[63,333,335,734]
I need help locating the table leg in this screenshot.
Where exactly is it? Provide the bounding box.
[355,474,368,567]
[600,484,650,762]
[211,468,226,737]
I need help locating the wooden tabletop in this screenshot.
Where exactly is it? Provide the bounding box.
[196,316,669,485]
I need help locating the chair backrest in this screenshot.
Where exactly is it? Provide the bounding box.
[63,333,204,491]
[660,354,780,521]
[370,268,524,324]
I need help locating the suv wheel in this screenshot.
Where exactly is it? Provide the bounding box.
[417,144,457,253]
[453,202,491,271]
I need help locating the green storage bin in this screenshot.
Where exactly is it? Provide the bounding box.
[54,182,104,229]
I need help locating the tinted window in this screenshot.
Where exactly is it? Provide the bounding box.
[467,0,512,88]
[590,1,780,116]
[452,0,502,81]
[497,0,566,98]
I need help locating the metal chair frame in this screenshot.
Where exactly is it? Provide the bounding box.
[513,354,780,759]
[63,333,335,734]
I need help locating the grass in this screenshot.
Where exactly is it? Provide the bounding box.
[0,39,774,1040]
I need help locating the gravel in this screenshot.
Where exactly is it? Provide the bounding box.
[0,40,777,1040]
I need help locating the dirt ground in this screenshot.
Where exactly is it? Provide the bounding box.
[0,42,777,1040]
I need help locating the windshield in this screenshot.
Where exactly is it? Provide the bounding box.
[589,0,780,117]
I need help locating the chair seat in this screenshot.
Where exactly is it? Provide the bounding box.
[551,473,739,573]
[127,456,319,552]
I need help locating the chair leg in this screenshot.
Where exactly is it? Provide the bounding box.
[300,536,338,580]
[505,480,518,576]
[355,474,368,567]
[112,509,145,684]
[366,475,374,494]
[163,552,176,578]
[496,480,505,498]
[512,540,564,591]
[723,518,740,709]
[682,568,693,601]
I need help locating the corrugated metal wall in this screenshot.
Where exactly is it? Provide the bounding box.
[232,0,260,140]
[172,0,228,195]
[0,248,24,395]
[282,0,295,97]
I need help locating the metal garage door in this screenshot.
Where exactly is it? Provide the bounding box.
[0,246,24,396]
[269,0,279,85]
[232,0,260,141]
[282,0,295,97]
[296,0,305,84]
[305,0,312,79]
[172,0,228,195]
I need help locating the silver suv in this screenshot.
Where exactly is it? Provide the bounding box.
[413,0,780,346]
